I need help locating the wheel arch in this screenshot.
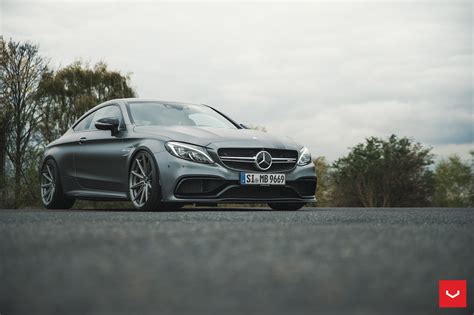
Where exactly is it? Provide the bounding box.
[39,154,58,180]
[126,146,163,201]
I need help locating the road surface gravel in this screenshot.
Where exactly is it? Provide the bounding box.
[0,207,473,315]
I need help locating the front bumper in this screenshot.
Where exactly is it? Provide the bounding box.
[155,150,317,203]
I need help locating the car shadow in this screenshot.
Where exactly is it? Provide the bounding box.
[74,207,274,212]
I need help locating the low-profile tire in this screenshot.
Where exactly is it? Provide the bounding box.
[129,150,164,211]
[40,159,75,209]
[268,202,305,211]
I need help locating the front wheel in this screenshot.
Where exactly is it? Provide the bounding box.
[129,151,163,211]
[268,202,305,211]
[40,159,75,209]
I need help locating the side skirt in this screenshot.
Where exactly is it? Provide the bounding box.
[66,190,128,201]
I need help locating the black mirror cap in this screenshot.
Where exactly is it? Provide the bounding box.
[95,117,120,135]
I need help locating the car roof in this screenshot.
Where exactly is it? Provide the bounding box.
[117,98,205,107]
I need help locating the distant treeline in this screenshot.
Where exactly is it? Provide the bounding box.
[0,38,472,208]
[314,136,473,207]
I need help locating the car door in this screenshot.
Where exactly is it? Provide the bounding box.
[74,105,128,192]
[57,112,95,193]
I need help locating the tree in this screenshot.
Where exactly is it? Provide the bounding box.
[313,156,333,206]
[0,39,48,207]
[0,37,6,203]
[331,135,434,207]
[433,154,472,207]
[470,151,474,206]
[37,61,136,143]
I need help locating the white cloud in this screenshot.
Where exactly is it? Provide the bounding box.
[266,100,472,161]
[2,1,472,161]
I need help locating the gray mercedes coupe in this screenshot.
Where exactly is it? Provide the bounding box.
[40,99,317,211]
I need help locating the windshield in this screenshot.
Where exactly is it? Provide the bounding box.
[128,102,237,129]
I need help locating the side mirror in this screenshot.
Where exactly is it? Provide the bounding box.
[95,117,120,136]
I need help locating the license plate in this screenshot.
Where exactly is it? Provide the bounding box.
[240,172,286,185]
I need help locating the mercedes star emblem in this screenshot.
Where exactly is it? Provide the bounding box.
[255,150,272,171]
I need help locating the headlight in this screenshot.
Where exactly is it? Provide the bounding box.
[297,146,311,166]
[165,141,214,164]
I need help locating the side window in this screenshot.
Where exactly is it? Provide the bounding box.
[74,114,93,132]
[89,106,122,131]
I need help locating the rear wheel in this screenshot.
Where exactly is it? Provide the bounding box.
[40,159,75,209]
[129,151,163,211]
[268,202,305,211]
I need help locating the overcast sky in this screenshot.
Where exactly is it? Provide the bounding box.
[2,0,472,162]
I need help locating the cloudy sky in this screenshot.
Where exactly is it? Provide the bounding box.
[2,0,472,161]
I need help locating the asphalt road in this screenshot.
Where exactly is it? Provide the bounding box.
[0,207,473,315]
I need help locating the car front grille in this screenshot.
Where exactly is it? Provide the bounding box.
[217,148,298,172]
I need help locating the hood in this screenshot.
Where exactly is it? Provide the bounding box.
[133,126,301,150]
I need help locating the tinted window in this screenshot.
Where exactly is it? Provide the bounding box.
[89,106,122,130]
[128,102,237,129]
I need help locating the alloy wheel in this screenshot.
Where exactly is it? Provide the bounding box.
[41,163,56,205]
[129,153,153,208]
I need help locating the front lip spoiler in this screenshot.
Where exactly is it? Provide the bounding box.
[170,197,316,203]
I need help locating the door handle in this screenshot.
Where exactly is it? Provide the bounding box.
[79,137,87,144]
